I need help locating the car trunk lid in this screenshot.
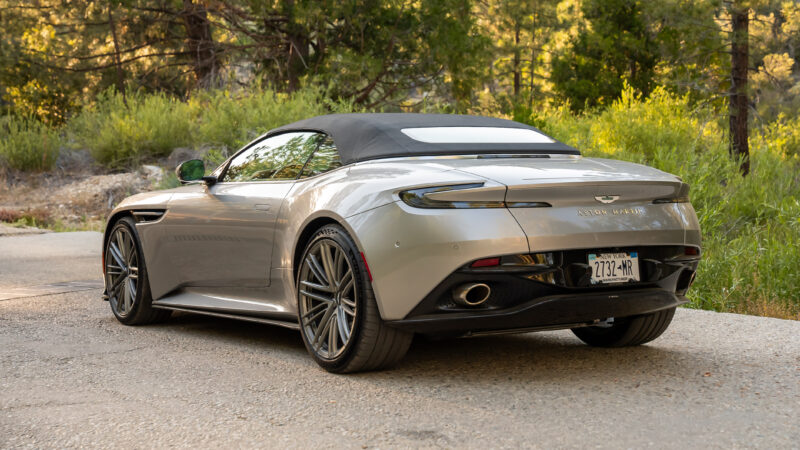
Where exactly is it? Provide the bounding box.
[446,156,692,251]
[449,156,684,206]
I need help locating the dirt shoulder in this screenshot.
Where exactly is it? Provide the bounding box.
[0,162,165,231]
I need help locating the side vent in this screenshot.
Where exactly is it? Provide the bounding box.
[132,210,166,223]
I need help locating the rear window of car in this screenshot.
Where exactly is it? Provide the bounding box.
[300,136,341,178]
[400,127,554,144]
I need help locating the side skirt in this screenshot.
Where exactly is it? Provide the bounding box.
[151,289,299,330]
[151,304,300,330]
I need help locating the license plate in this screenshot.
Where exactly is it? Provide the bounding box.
[588,252,640,284]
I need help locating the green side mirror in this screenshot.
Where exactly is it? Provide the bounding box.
[176,159,205,183]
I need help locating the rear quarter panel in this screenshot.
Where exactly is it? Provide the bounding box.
[276,160,527,319]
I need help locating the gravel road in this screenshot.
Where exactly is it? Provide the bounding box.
[1,232,798,448]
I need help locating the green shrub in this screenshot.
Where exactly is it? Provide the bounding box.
[70,89,193,168]
[68,86,354,169]
[192,87,352,152]
[0,115,60,171]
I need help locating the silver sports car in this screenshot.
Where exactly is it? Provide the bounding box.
[102,113,701,372]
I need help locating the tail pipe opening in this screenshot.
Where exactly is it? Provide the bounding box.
[452,283,491,307]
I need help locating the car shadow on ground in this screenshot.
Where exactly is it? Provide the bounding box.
[142,312,704,384]
[143,312,306,352]
[388,332,698,384]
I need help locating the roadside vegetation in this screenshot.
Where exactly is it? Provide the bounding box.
[65,87,355,169]
[0,115,60,171]
[0,86,798,320]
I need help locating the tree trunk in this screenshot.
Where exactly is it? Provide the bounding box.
[108,7,127,106]
[513,22,521,98]
[730,5,750,176]
[181,0,218,88]
[528,7,537,109]
[286,33,310,93]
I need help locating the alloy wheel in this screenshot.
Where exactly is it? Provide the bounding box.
[298,239,358,360]
[105,225,140,317]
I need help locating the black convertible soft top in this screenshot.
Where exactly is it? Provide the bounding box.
[269,113,578,165]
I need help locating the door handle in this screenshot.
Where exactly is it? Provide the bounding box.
[254,204,271,211]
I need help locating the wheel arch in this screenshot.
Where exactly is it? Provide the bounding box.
[292,216,342,283]
[103,210,134,244]
[291,212,370,280]
[102,210,135,272]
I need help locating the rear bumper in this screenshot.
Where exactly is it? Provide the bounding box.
[387,288,687,337]
[350,198,700,321]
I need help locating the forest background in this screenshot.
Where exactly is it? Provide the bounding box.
[1,0,798,319]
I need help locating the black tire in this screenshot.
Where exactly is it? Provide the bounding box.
[296,224,412,373]
[571,307,676,347]
[104,216,171,325]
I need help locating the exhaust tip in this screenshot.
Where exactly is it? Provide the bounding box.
[452,283,491,307]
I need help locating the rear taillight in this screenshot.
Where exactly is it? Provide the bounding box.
[505,201,552,208]
[684,246,700,256]
[399,183,505,209]
[654,182,690,204]
[653,196,690,204]
[400,183,551,209]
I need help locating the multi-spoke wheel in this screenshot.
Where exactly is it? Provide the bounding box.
[299,239,358,359]
[104,217,170,325]
[297,224,412,373]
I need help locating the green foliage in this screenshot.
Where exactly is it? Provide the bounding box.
[521,86,800,319]
[480,0,559,104]
[192,88,335,151]
[67,86,354,168]
[70,90,193,169]
[1,0,492,118]
[258,0,492,107]
[0,1,194,123]
[753,114,800,161]
[551,0,658,111]
[0,115,60,171]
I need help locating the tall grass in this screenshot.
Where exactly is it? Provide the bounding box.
[68,87,354,168]
[522,87,800,319]
[192,87,346,151]
[0,115,60,171]
[69,90,193,168]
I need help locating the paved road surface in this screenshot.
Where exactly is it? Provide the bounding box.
[1,232,798,448]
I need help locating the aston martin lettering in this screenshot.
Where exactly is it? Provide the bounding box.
[577,207,645,217]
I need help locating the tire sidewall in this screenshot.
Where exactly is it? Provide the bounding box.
[296,225,370,372]
[572,307,675,347]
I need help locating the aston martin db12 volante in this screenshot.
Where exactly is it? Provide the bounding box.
[102,113,701,372]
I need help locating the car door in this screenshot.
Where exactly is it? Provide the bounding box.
[161,131,323,291]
